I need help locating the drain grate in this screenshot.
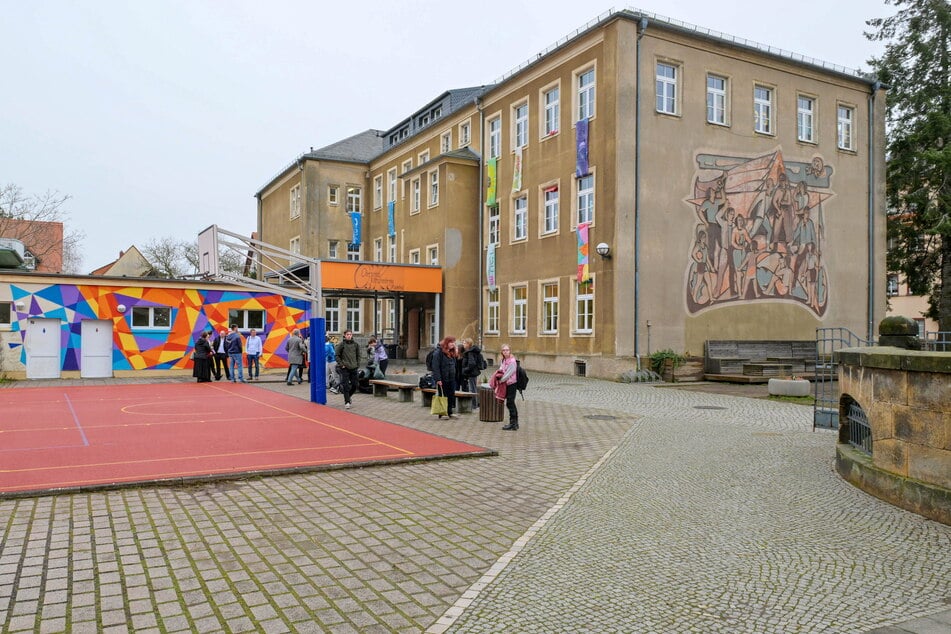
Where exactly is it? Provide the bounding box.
[584,414,617,420]
[694,405,728,410]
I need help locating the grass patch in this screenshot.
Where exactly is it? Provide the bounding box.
[768,394,814,405]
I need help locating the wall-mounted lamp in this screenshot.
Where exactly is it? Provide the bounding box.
[116,304,127,314]
[595,242,611,259]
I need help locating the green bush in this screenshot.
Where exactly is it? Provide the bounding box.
[649,349,686,374]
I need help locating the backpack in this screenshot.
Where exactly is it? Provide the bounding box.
[418,373,436,389]
[479,352,488,371]
[425,347,436,371]
[515,360,529,397]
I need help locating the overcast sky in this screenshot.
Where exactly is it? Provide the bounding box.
[1,0,894,272]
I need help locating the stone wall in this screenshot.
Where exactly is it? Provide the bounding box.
[835,347,951,525]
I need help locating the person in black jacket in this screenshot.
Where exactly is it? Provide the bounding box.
[192,331,214,383]
[430,336,460,419]
[211,328,230,381]
[460,338,486,395]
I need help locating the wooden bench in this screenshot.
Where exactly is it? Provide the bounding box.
[418,388,478,414]
[368,379,416,402]
[705,340,816,382]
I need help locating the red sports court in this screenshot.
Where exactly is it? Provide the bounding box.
[0,383,493,497]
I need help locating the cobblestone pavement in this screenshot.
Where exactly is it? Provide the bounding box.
[1,371,949,633]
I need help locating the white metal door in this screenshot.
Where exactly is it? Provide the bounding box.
[81,319,114,378]
[25,318,62,379]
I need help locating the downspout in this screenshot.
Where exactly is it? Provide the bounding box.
[634,17,648,365]
[867,81,881,342]
[476,94,485,348]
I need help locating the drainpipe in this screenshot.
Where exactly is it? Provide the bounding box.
[867,81,881,342]
[634,17,648,366]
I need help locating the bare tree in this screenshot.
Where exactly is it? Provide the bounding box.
[141,237,190,278]
[0,183,85,273]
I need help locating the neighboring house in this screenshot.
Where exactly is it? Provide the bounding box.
[256,8,886,378]
[0,218,64,273]
[885,272,938,337]
[89,246,157,277]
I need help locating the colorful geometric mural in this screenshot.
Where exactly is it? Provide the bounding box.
[5,281,309,372]
[685,149,832,316]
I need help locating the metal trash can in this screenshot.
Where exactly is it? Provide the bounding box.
[478,385,505,422]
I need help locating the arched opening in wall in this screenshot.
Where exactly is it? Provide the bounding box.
[839,394,872,455]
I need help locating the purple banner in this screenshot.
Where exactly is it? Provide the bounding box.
[576,118,589,177]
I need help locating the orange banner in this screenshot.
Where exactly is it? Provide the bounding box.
[320,261,442,293]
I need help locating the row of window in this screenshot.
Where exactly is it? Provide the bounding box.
[485,278,595,336]
[289,183,364,220]
[656,61,857,150]
[488,172,595,244]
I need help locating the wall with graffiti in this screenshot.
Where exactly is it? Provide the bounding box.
[1,278,309,372]
[685,149,832,316]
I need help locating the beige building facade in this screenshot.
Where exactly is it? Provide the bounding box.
[256,9,886,378]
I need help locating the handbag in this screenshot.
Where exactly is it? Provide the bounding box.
[430,384,449,417]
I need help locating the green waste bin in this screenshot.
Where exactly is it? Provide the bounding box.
[478,385,505,422]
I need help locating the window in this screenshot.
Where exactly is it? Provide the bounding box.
[488,116,501,159]
[325,299,340,333]
[228,309,265,330]
[387,168,397,203]
[346,186,362,213]
[374,238,383,262]
[388,235,397,262]
[0,302,12,326]
[459,120,471,147]
[345,300,362,333]
[838,105,855,150]
[577,174,594,225]
[512,286,527,334]
[577,67,595,120]
[131,306,171,329]
[575,280,593,333]
[542,186,559,235]
[487,289,500,334]
[429,170,439,206]
[411,177,421,213]
[289,236,300,254]
[328,240,339,259]
[347,242,361,261]
[513,102,529,149]
[290,184,301,219]
[656,62,678,114]
[754,85,773,134]
[543,86,559,136]
[542,282,559,334]
[418,150,430,164]
[706,74,727,125]
[440,130,452,153]
[887,274,899,297]
[373,175,383,209]
[488,205,500,246]
[798,95,816,143]
[409,248,420,265]
[401,160,412,199]
[513,196,527,240]
[428,245,438,265]
[328,185,339,205]
[22,250,36,270]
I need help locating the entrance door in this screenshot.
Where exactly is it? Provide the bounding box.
[25,318,62,379]
[81,319,114,378]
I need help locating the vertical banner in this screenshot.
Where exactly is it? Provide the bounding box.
[486,243,497,292]
[486,157,498,206]
[387,201,395,237]
[350,211,362,246]
[576,118,589,177]
[577,222,590,282]
[512,146,522,193]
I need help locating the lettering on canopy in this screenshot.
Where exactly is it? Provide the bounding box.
[321,261,442,293]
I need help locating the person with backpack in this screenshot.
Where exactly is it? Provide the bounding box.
[489,344,519,430]
[324,335,338,393]
[461,338,486,396]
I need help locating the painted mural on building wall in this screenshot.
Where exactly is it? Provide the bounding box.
[4,282,309,371]
[685,149,832,316]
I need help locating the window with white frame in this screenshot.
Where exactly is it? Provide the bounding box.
[325,299,340,333]
[290,184,301,219]
[706,74,727,125]
[290,236,300,254]
[513,102,529,149]
[513,195,527,240]
[346,299,362,332]
[427,245,438,265]
[578,67,595,120]
[387,168,397,203]
[542,281,559,334]
[887,273,899,297]
[656,62,677,114]
[328,240,339,259]
[347,242,360,261]
[131,306,171,329]
[418,150,429,164]
[577,174,594,225]
[575,279,593,333]
[487,289,499,334]
[388,235,396,262]
[542,185,559,235]
[411,177,421,213]
[754,85,773,134]
[373,175,383,209]
[409,248,420,265]
[837,104,855,150]
[228,309,265,330]
[512,286,527,334]
[401,160,412,199]
[440,130,451,153]
[543,85,559,136]
[488,205,500,245]
[374,237,383,262]
[328,185,339,205]
[0,302,11,326]
[798,95,816,143]
[427,311,437,347]
[346,186,362,213]
[488,116,501,159]
[429,170,439,206]
[459,120,471,146]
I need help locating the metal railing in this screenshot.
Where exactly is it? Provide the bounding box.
[923,330,951,352]
[814,327,874,430]
[846,402,872,454]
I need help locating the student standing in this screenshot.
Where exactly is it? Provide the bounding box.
[192,331,214,383]
[490,344,519,430]
[212,328,230,381]
[325,335,338,392]
[430,336,460,419]
[334,329,364,409]
[285,330,305,385]
[225,325,246,383]
[245,328,263,380]
[368,336,388,377]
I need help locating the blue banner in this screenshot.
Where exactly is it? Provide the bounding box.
[576,118,589,177]
[350,211,362,246]
[387,201,395,237]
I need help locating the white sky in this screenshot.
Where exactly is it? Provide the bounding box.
[1,0,893,272]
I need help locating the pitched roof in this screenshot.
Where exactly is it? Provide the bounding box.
[303,129,386,163]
